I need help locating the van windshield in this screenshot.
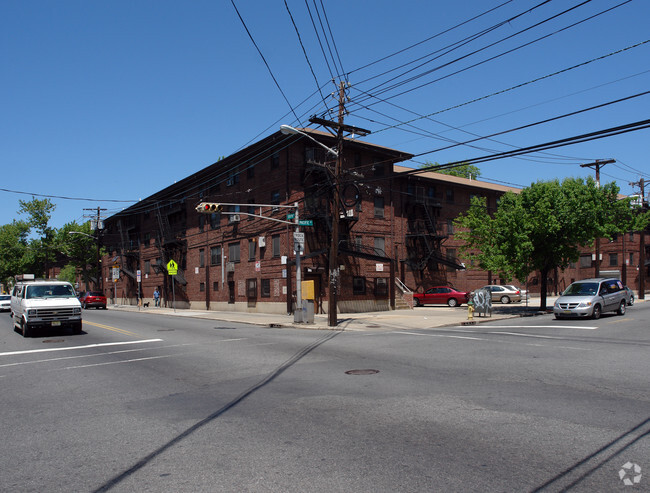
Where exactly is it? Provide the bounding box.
[562,282,598,296]
[26,284,76,299]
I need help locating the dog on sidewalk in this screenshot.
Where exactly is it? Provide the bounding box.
[143,302,150,307]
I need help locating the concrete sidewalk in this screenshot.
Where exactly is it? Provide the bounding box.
[109,296,560,332]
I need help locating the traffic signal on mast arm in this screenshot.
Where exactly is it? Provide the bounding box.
[195,202,222,213]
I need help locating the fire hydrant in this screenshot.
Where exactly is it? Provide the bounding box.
[467,301,474,320]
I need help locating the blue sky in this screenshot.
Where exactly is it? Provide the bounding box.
[2,0,649,230]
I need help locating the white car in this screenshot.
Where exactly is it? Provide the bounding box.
[0,294,10,312]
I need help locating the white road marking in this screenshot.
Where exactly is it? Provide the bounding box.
[0,339,164,357]
[479,324,598,330]
[400,331,485,341]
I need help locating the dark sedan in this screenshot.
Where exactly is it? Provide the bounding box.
[413,286,469,307]
[79,291,107,309]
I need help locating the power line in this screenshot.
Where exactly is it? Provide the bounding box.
[230,0,301,123]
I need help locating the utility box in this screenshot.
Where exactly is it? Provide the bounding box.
[301,280,315,300]
[300,280,315,323]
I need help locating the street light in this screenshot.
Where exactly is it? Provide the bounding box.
[280,125,338,157]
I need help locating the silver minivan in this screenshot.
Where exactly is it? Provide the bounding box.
[553,278,627,320]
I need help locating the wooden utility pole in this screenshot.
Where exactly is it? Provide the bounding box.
[580,159,615,277]
[630,178,646,299]
[309,84,371,327]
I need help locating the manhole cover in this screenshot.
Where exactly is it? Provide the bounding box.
[43,339,64,344]
[345,369,379,375]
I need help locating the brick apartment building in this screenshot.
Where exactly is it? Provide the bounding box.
[99,128,648,312]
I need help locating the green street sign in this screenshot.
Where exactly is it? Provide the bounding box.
[298,220,313,226]
[286,213,295,220]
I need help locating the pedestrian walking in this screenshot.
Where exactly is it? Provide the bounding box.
[153,288,160,307]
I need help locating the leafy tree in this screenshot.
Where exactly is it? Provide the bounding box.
[18,197,56,277]
[0,220,31,288]
[422,161,481,179]
[454,177,638,310]
[55,221,104,290]
[57,264,78,285]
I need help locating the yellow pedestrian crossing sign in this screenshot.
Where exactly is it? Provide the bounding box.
[166,259,178,275]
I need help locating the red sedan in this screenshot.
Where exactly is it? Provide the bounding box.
[413,286,469,307]
[79,291,107,309]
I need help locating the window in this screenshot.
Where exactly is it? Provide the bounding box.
[144,260,151,275]
[272,234,281,257]
[143,232,151,245]
[199,282,205,292]
[210,212,221,229]
[271,191,280,211]
[375,278,388,296]
[373,160,385,176]
[446,189,454,204]
[247,162,255,179]
[374,237,385,256]
[261,279,271,298]
[248,239,256,261]
[199,249,205,268]
[579,254,592,268]
[213,281,219,292]
[229,242,241,263]
[447,219,454,235]
[446,248,456,272]
[271,152,280,169]
[198,215,205,232]
[247,278,257,299]
[353,276,366,295]
[211,246,222,266]
[629,252,634,266]
[374,196,384,218]
[248,199,255,221]
[609,253,618,266]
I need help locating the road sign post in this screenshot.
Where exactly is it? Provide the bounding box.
[167,259,178,312]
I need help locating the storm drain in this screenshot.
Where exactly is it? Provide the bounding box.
[43,339,64,344]
[345,369,380,375]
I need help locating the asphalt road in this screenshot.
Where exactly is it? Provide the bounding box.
[1,303,648,492]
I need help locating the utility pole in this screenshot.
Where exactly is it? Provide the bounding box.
[629,178,646,300]
[580,159,615,277]
[84,207,106,292]
[309,83,371,327]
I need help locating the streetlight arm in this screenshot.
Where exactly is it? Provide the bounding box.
[280,125,338,157]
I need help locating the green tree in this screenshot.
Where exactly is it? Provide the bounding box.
[454,177,638,310]
[55,221,104,290]
[422,161,481,179]
[0,220,31,288]
[18,197,56,277]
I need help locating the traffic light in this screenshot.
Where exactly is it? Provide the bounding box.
[195,202,222,213]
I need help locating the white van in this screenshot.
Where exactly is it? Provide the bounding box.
[11,280,82,337]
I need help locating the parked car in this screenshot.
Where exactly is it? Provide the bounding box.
[0,294,10,312]
[480,285,522,304]
[413,286,469,307]
[624,286,635,306]
[79,291,107,309]
[553,278,627,320]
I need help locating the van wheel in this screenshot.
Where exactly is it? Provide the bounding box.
[617,300,626,316]
[21,319,32,338]
[591,304,602,320]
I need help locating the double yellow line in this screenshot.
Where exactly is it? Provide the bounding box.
[84,320,142,338]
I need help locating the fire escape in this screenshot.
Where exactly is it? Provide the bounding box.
[405,186,464,274]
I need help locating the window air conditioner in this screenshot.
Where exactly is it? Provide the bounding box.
[229,214,241,223]
[258,236,266,247]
